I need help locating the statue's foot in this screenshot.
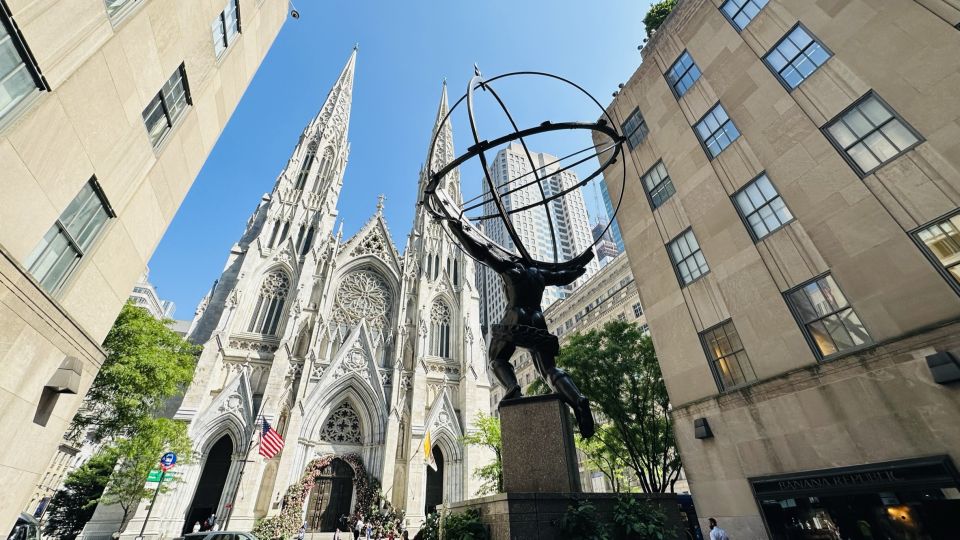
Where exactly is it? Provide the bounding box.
[502,384,522,402]
[573,396,595,438]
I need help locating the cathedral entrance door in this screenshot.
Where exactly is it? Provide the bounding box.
[183,436,233,533]
[306,458,355,532]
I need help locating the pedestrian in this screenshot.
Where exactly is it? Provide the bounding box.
[708,518,729,540]
[206,514,217,532]
[192,522,201,533]
[354,515,363,540]
[297,521,306,540]
[365,520,372,540]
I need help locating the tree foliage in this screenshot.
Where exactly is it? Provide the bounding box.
[71,302,199,442]
[558,320,681,493]
[643,0,677,37]
[99,417,193,530]
[460,412,503,495]
[576,424,631,493]
[557,500,609,540]
[43,451,118,540]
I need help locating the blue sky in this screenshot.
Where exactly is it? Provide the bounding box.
[148,0,652,319]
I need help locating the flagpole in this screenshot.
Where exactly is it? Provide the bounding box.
[222,397,269,528]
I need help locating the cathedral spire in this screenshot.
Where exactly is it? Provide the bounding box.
[304,47,357,144]
[419,81,457,202]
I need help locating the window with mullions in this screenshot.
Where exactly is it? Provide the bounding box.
[701,320,757,390]
[211,0,240,59]
[733,173,793,240]
[621,108,649,150]
[720,0,768,30]
[668,229,709,286]
[786,274,871,359]
[641,161,676,209]
[0,6,45,123]
[26,179,115,294]
[142,64,191,148]
[695,103,740,158]
[824,92,922,176]
[764,25,831,89]
[914,212,960,291]
[103,0,142,22]
[632,302,643,318]
[666,51,701,98]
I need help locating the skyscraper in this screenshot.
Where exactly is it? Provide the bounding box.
[591,220,620,265]
[598,179,625,251]
[477,142,599,330]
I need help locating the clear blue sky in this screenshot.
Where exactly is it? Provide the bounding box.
[148,0,652,319]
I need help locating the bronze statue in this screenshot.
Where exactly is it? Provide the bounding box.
[422,68,627,440]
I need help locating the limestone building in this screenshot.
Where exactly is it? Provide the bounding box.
[0,0,286,528]
[115,52,491,538]
[597,0,960,537]
[129,268,176,319]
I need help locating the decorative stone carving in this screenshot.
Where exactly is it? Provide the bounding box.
[332,271,391,332]
[288,361,304,379]
[310,362,326,380]
[219,393,243,414]
[333,347,370,381]
[319,401,362,444]
[227,336,280,353]
[351,226,390,260]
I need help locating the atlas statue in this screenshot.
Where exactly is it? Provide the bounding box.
[422,68,627,439]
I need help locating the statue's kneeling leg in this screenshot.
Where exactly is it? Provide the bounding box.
[488,340,521,402]
[546,367,596,438]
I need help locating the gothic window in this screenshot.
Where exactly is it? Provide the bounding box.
[295,146,316,190]
[313,148,335,192]
[333,270,392,333]
[247,270,290,335]
[430,301,452,358]
[433,254,440,280]
[453,259,459,286]
[300,226,315,256]
[319,402,362,444]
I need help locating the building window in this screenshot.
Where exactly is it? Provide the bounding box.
[733,173,793,240]
[640,323,650,336]
[294,147,315,190]
[695,103,740,159]
[211,0,240,58]
[621,108,649,150]
[786,274,871,359]
[0,5,45,122]
[666,51,701,98]
[26,179,115,294]
[668,229,709,286]
[641,161,676,209]
[142,64,191,148]
[632,303,643,318]
[430,301,451,358]
[103,0,142,22]
[248,271,290,335]
[914,212,960,292]
[701,320,757,391]
[764,25,831,89]
[720,0,768,30]
[824,92,922,176]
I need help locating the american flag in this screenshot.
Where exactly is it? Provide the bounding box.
[259,417,285,459]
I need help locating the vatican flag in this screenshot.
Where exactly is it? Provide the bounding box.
[424,430,437,471]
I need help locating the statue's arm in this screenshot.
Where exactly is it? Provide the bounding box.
[445,220,512,272]
[544,249,595,286]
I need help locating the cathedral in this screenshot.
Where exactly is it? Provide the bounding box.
[124,49,492,536]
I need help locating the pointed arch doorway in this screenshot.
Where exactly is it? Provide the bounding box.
[424,446,445,515]
[305,458,355,532]
[183,435,233,533]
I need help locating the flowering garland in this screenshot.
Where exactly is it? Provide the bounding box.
[252,453,405,539]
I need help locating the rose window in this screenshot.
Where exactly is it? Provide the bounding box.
[333,271,391,330]
[320,401,362,444]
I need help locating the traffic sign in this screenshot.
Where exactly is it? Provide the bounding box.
[159,452,177,471]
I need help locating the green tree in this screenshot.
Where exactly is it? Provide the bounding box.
[643,0,677,37]
[99,417,193,530]
[558,320,681,493]
[71,302,199,442]
[43,451,118,540]
[460,412,503,495]
[575,424,631,493]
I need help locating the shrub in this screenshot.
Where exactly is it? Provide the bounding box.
[643,0,677,37]
[613,497,671,540]
[557,500,609,540]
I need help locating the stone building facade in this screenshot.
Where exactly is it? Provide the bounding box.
[0,0,286,528]
[111,53,491,539]
[597,0,960,538]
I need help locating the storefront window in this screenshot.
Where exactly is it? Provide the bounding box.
[753,457,960,540]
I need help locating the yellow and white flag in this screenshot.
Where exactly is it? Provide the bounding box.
[424,430,437,471]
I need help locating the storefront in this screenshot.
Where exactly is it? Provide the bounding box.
[751,456,960,539]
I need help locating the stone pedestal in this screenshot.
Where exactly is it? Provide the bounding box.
[499,394,581,493]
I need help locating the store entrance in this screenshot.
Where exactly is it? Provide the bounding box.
[752,456,960,540]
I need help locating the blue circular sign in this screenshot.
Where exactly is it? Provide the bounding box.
[160,452,177,468]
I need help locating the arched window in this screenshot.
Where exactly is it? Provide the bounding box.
[248,271,290,335]
[294,147,316,190]
[430,301,451,358]
[319,401,362,443]
[313,149,335,192]
[453,259,459,286]
[433,254,440,280]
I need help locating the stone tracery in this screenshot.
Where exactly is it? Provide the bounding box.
[319,401,363,444]
[333,270,391,332]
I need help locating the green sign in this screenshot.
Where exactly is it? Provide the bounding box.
[146,469,175,482]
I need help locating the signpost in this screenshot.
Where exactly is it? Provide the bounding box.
[136,452,177,540]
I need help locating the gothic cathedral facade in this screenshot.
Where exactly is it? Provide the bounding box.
[126,50,492,536]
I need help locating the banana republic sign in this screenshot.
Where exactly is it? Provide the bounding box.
[751,456,958,498]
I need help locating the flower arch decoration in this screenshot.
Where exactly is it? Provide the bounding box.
[252,453,405,539]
